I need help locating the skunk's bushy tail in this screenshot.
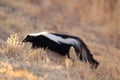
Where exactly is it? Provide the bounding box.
[74,39,99,69]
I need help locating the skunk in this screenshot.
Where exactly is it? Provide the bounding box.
[22,31,99,68]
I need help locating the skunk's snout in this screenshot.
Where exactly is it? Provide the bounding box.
[22,39,26,42]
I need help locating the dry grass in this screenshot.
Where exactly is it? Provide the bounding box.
[0,0,120,80]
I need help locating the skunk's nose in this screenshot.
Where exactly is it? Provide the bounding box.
[22,39,26,42]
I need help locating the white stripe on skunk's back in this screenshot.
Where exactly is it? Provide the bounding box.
[29,31,80,47]
[44,33,80,48]
[29,31,49,36]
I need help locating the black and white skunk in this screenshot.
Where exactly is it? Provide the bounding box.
[22,31,99,68]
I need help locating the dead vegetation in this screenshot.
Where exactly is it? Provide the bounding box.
[0,0,120,80]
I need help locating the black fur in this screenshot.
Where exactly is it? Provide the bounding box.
[22,32,99,68]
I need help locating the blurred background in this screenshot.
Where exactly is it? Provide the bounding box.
[0,0,120,80]
[0,0,120,41]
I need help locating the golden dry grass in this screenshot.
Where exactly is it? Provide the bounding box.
[0,0,120,80]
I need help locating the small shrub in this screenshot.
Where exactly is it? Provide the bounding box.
[7,33,20,46]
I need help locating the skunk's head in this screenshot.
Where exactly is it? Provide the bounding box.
[22,35,34,42]
[22,32,48,43]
